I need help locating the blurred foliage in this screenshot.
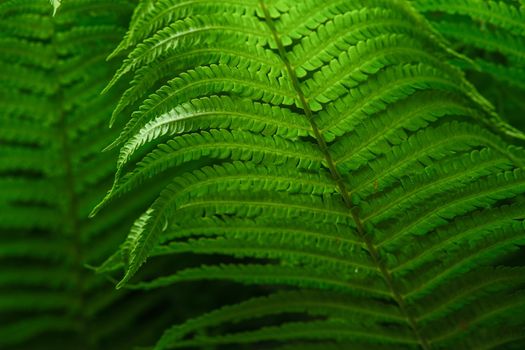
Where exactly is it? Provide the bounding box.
[412,0,525,131]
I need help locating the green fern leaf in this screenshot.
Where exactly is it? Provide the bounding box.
[97,0,525,349]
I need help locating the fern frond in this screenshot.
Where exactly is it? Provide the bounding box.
[0,0,177,348]
[98,0,525,349]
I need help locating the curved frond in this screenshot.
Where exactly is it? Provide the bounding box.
[97,0,525,349]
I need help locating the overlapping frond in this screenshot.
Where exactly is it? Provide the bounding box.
[96,0,525,349]
[412,0,525,130]
[0,0,177,348]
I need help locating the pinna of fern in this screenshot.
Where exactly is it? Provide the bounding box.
[94,0,525,349]
[49,0,60,15]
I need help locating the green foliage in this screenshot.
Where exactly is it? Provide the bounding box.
[0,0,177,348]
[91,0,525,349]
[3,0,525,349]
[412,0,525,130]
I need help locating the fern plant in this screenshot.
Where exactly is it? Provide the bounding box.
[89,0,525,349]
[0,0,181,348]
[411,0,525,130]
